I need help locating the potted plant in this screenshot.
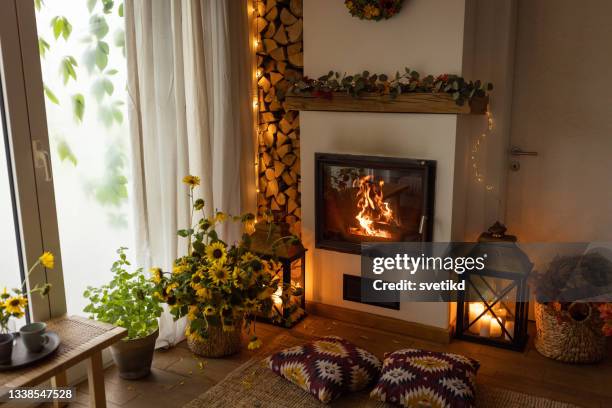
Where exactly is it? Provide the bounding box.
[150,175,282,357]
[83,248,163,379]
[530,252,612,363]
[1,252,55,364]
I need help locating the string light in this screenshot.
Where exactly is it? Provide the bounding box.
[471,106,493,189]
[251,0,261,210]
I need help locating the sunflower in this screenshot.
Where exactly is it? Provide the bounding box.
[165,282,179,295]
[205,242,227,265]
[209,264,230,285]
[214,212,228,223]
[240,252,258,264]
[187,305,199,321]
[182,175,200,187]
[195,286,212,301]
[39,251,54,269]
[172,263,190,275]
[5,296,27,314]
[204,305,216,316]
[150,267,163,284]
[248,336,262,350]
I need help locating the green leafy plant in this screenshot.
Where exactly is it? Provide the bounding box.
[83,248,162,339]
[290,68,493,106]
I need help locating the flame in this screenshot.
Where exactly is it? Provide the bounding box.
[350,175,397,238]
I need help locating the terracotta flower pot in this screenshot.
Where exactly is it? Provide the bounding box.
[110,329,158,379]
[0,333,14,365]
[187,320,242,358]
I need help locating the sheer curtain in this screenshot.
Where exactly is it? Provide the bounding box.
[125,0,256,348]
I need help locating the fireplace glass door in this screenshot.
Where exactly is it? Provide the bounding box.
[315,153,436,254]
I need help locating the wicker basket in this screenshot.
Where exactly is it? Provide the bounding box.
[534,302,606,363]
[187,320,243,358]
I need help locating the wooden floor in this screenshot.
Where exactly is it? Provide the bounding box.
[71,315,612,408]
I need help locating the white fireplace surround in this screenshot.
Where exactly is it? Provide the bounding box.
[299,0,515,331]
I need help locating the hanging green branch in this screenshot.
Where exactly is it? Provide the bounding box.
[60,56,78,84]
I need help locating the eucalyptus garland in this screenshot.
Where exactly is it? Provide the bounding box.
[345,0,404,21]
[289,68,493,106]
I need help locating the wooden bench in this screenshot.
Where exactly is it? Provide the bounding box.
[0,316,126,407]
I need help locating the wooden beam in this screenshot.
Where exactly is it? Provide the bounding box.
[285,92,488,115]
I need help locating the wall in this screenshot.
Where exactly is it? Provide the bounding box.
[301,0,468,329]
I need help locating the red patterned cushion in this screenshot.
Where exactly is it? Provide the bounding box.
[266,336,382,403]
[370,348,479,407]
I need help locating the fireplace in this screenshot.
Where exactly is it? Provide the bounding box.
[315,153,436,254]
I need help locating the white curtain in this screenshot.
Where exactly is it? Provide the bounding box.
[125,0,256,348]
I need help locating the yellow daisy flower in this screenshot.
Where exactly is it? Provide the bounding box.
[182,175,200,187]
[5,296,27,314]
[150,267,163,284]
[39,252,54,269]
[205,242,227,265]
[209,264,230,286]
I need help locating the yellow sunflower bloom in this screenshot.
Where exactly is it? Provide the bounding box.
[248,336,262,350]
[39,252,54,269]
[209,264,230,286]
[150,267,163,284]
[165,282,179,295]
[203,305,216,316]
[195,286,212,301]
[172,263,190,275]
[205,242,227,265]
[243,219,256,235]
[182,175,200,187]
[214,212,228,223]
[5,296,27,314]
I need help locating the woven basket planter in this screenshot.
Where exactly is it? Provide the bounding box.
[534,302,606,363]
[187,320,243,358]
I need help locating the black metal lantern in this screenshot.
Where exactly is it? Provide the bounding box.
[455,222,531,350]
[250,222,306,327]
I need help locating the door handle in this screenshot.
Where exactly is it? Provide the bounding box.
[510,146,538,157]
[32,140,53,182]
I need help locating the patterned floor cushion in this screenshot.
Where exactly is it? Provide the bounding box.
[370,348,480,408]
[266,335,382,403]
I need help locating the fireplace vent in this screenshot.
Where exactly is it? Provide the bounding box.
[343,274,400,310]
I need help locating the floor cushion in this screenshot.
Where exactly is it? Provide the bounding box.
[266,335,382,403]
[370,348,480,407]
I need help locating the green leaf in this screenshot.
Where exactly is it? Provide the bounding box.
[50,16,72,40]
[112,107,123,124]
[34,0,44,11]
[43,85,59,105]
[83,48,97,73]
[105,69,118,75]
[72,93,85,123]
[103,78,114,95]
[60,56,77,84]
[38,37,50,58]
[51,16,63,40]
[57,139,78,166]
[118,3,124,17]
[87,0,97,12]
[102,0,114,14]
[95,42,109,70]
[90,15,109,39]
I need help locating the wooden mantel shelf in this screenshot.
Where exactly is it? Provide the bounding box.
[285,92,488,115]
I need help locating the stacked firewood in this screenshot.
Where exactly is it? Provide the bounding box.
[255,0,303,235]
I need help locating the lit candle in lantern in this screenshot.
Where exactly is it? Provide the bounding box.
[468,302,485,334]
[272,286,283,306]
[495,307,507,323]
[479,314,491,337]
[504,321,515,341]
[490,316,503,337]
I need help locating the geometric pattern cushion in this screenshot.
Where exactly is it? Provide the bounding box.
[370,348,480,408]
[266,336,382,403]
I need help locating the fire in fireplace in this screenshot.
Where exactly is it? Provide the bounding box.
[315,153,436,254]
